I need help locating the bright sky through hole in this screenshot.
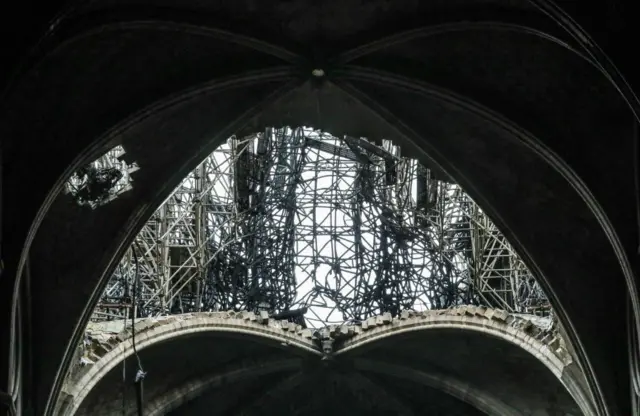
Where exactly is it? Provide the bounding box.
[166,127,471,326]
[90,127,545,328]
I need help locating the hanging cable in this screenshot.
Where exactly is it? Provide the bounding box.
[131,243,146,416]
[121,265,128,416]
[121,354,126,415]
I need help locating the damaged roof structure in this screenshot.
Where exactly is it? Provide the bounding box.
[2,1,640,415]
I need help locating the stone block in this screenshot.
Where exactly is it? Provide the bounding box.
[258,310,269,324]
[115,330,130,342]
[381,312,392,323]
[492,309,508,322]
[92,344,110,357]
[134,320,151,332]
[483,309,495,320]
[329,325,338,337]
[547,336,560,350]
[474,306,487,316]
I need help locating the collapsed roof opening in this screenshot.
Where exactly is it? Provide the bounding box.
[90,127,550,328]
[65,145,139,208]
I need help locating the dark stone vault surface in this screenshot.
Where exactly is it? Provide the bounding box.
[63,310,584,416]
[2,1,640,415]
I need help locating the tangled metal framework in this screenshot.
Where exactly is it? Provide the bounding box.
[82,128,550,327]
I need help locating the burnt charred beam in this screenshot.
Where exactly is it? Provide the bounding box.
[341,137,372,164]
[303,135,363,163]
[272,307,307,321]
[344,135,398,162]
[352,166,367,282]
[385,158,397,185]
[233,140,251,211]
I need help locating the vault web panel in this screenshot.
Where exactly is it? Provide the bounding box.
[88,127,549,327]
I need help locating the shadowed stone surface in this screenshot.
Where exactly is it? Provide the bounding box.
[59,309,590,415]
[2,1,639,415]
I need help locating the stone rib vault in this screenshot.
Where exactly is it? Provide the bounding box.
[58,307,595,416]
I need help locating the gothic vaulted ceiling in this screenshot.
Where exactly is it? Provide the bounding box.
[2,1,639,415]
[60,311,589,416]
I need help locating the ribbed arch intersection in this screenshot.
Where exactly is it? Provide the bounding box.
[57,308,594,416]
[2,2,638,416]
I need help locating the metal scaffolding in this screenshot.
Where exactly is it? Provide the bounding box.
[80,127,549,327]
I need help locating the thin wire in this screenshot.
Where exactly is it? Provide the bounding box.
[129,243,146,416]
[121,341,126,415]
[121,250,131,415]
[131,243,143,371]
